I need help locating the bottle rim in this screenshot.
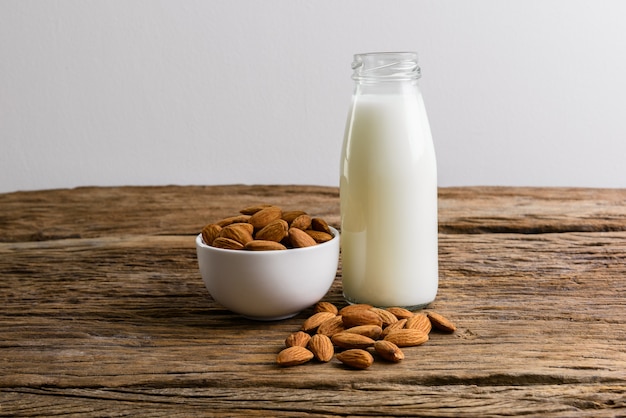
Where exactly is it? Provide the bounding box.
[352,52,421,81]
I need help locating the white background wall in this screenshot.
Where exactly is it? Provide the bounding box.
[2,1,626,194]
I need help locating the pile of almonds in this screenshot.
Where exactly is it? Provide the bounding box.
[277,302,456,369]
[201,205,334,251]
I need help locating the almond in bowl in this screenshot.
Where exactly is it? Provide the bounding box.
[195,206,340,320]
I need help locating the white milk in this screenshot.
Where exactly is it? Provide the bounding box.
[340,90,438,308]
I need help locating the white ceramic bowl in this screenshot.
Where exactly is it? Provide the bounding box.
[196,227,340,320]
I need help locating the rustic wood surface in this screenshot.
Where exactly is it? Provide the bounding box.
[0,185,625,417]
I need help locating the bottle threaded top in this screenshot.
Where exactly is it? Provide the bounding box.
[352,52,421,81]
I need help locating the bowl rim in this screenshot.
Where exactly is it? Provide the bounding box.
[195,226,339,254]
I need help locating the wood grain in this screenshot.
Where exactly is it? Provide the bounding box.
[1,185,625,416]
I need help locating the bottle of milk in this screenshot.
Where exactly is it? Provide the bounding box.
[340,52,438,309]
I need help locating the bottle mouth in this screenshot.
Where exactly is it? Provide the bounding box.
[352,52,421,81]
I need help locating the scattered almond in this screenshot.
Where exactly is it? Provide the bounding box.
[276,305,457,369]
[405,313,432,334]
[371,307,399,327]
[301,311,337,333]
[427,311,457,333]
[316,315,345,337]
[308,334,334,362]
[380,318,407,338]
[285,331,311,348]
[344,325,383,340]
[386,306,415,320]
[336,349,374,369]
[384,329,429,347]
[331,332,375,349]
[342,309,383,328]
[374,340,404,363]
[276,346,314,367]
[338,304,372,316]
[313,301,339,315]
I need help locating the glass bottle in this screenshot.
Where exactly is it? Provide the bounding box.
[340,52,438,308]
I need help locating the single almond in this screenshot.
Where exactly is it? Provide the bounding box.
[344,325,382,340]
[331,332,375,349]
[384,329,429,347]
[290,214,312,230]
[301,311,336,333]
[244,240,287,251]
[305,230,334,243]
[201,224,222,246]
[336,349,374,369]
[220,223,254,245]
[316,315,345,337]
[381,318,407,338]
[281,210,307,224]
[249,206,282,229]
[288,227,317,248]
[427,311,457,333]
[285,331,311,348]
[338,304,373,316]
[386,307,415,320]
[313,301,339,315]
[239,204,273,215]
[405,313,432,334]
[342,309,383,328]
[371,307,399,327]
[308,334,334,362]
[212,237,245,250]
[216,215,250,227]
[311,217,332,234]
[255,219,288,242]
[276,346,314,367]
[374,340,405,363]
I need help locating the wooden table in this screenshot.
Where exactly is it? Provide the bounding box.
[1,185,625,416]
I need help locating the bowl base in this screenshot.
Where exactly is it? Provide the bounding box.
[242,312,300,321]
